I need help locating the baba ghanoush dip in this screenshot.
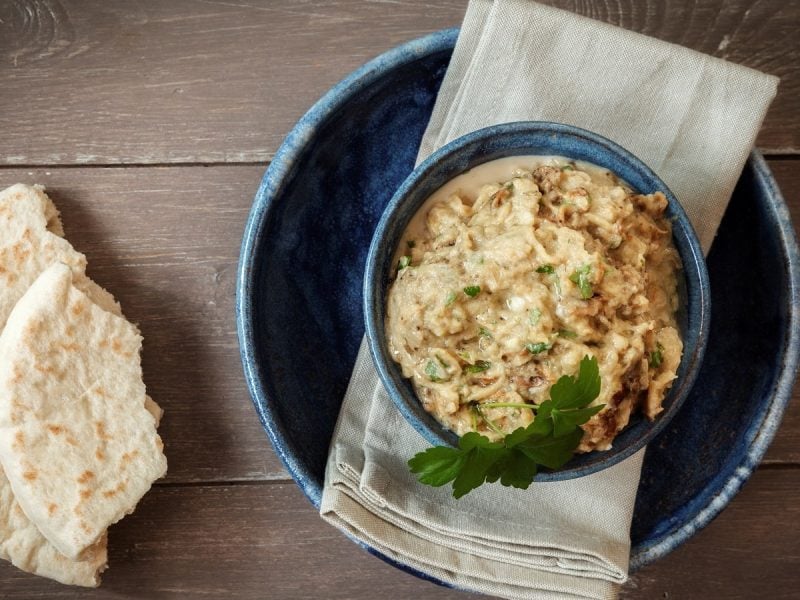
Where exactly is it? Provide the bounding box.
[385,156,683,452]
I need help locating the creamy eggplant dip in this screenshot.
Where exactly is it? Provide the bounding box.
[385,156,683,451]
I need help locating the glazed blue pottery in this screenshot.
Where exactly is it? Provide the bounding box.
[363,121,710,481]
[236,27,800,575]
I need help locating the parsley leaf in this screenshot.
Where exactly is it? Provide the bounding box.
[649,342,665,369]
[538,356,603,436]
[464,285,481,297]
[397,255,411,270]
[408,356,602,498]
[529,308,542,326]
[407,446,466,487]
[557,329,577,339]
[525,342,551,354]
[452,444,506,498]
[548,355,601,410]
[516,428,584,469]
[549,405,605,437]
[569,265,593,299]
[478,326,493,339]
[444,291,457,306]
[496,450,539,488]
[464,360,491,374]
[424,360,443,382]
[536,264,555,274]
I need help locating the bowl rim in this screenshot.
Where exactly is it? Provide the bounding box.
[363,120,711,481]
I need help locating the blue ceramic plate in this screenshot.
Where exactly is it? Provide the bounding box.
[237,28,800,573]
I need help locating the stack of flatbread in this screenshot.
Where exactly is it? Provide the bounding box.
[0,184,167,586]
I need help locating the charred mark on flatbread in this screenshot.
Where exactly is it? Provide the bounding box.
[77,471,94,485]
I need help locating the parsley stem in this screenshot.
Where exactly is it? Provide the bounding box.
[475,406,505,436]
[478,402,537,411]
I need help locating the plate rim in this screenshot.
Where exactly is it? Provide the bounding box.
[236,27,800,573]
[236,27,462,505]
[629,149,800,567]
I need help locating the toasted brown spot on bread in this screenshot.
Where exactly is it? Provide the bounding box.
[111,339,123,354]
[77,470,95,484]
[34,363,54,375]
[155,437,164,451]
[94,386,106,397]
[13,431,24,448]
[120,450,140,466]
[47,424,65,435]
[94,420,112,441]
[48,503,58,516]
[99,339,109,348]
[11,240,30,263]
[95,448,106,461]
[102,481,127,498]
[24,319,44,337]
[79,520,92,534]
[70,301,86,316]
[23,470,37,482]
[79,489,93,500]
[59,341,80,352]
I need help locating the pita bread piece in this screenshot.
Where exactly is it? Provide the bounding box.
[0,395,167,587]
[0,184,122,328]
[0,469,107,587]
[0,262,167,560]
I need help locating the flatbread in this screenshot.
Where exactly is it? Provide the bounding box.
[0,184,164,583]
[0,394,165,586]
[0,471,106,586]
[0,263,167,560]
[0,184,122,327]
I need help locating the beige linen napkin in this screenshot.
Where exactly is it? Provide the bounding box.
[321,1,778,599]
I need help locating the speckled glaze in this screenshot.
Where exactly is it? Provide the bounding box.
[236,27,800,574]
[364,121,710,481]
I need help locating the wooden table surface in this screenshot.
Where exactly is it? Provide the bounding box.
[1,0,798,597]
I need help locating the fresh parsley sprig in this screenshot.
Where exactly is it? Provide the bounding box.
[408,356,603,498]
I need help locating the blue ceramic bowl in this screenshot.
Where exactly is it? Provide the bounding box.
[363,121,711,480]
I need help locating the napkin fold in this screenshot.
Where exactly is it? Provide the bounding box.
[321,1,778,599]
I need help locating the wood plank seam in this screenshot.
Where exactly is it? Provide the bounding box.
[0,154,797,170]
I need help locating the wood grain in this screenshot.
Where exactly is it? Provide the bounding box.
[0,0,797,167]
[0,468,797,598]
